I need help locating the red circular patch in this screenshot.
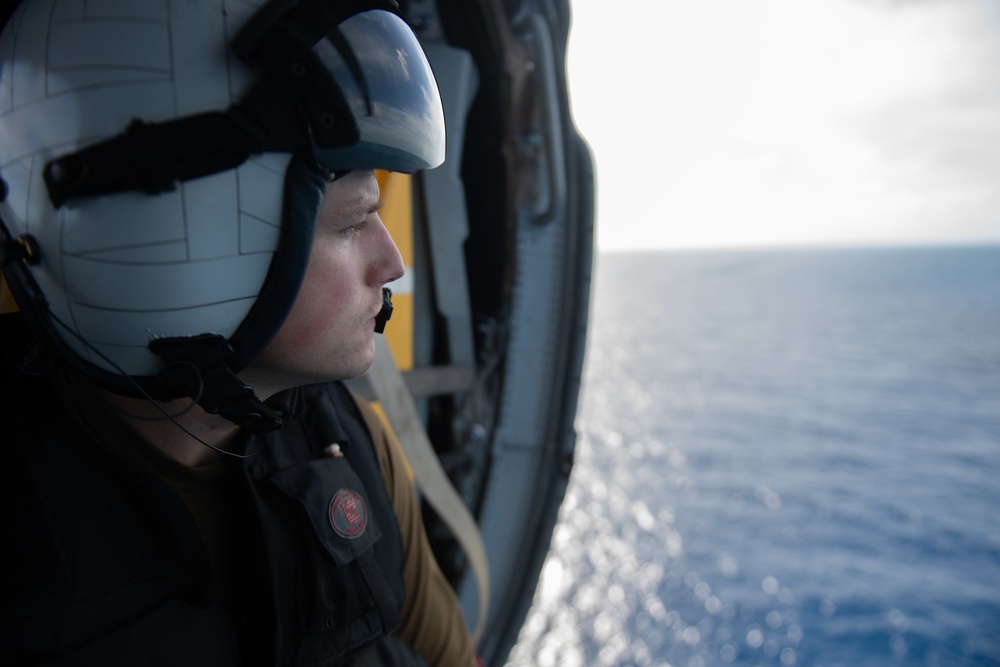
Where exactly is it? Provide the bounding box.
[328,488,368,539]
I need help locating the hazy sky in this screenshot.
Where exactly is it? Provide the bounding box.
[567,0,1000,251]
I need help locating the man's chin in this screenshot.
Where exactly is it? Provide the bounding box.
[354,343,377,378]
[241,353,373,394]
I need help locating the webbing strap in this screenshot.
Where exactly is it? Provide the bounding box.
[366,336,490,643]
[356,548,402,634]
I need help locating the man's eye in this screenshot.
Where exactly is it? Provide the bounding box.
[343,222,366,237]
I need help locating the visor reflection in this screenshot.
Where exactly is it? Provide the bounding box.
[313,11,446,172]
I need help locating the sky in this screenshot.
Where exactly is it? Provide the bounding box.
[566,0,1000,252]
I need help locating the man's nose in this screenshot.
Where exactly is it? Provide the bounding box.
[372,216,405,286]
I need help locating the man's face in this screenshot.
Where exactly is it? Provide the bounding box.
[243,170,404,394]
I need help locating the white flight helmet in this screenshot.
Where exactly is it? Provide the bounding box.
[0,0,445,430]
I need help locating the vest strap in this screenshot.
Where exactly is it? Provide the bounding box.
[356,549,402,634]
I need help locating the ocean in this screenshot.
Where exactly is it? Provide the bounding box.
[504,245,1000,667]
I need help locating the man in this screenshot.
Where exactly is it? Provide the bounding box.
[0,0,477,664]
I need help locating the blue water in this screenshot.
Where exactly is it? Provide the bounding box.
[506,245,1000,667]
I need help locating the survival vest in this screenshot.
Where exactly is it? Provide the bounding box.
[0,313,427,666]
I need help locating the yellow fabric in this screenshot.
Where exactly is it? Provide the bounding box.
[369,401,415,484]
[1,271,19,313]
[351,393,478,667]
[374,169,414,371]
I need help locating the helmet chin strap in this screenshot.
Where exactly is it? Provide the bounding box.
[150,334,286,434]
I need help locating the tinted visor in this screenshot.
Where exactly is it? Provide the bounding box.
[310,10,446,173]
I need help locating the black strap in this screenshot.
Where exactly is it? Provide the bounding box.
[43,113,259,208]
[150,334,284,433]
[356,549,402,634]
